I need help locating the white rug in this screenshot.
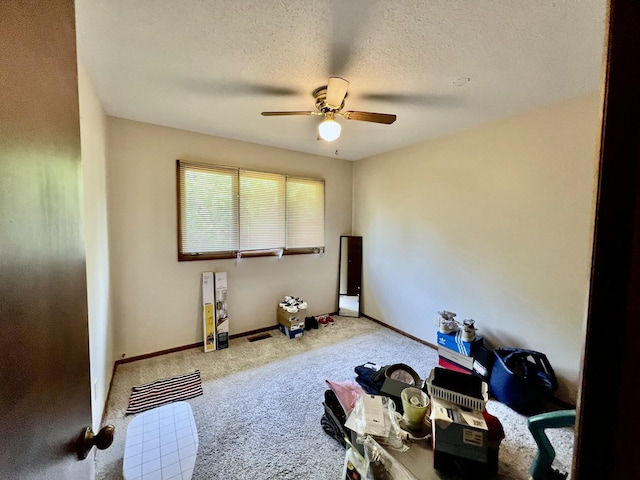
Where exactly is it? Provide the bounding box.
[95,316,574,479]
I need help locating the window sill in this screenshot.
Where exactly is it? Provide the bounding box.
[178,247,324,261]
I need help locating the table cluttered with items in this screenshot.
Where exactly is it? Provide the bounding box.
[323,364,504,480]
[321,310,562,480]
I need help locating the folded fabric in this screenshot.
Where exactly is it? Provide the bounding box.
[354,363,385,394]
[325,379,366,415]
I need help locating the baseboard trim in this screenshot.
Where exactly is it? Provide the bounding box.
[362,313,440,351]
[115,342,202,365]
[114,325,280,366]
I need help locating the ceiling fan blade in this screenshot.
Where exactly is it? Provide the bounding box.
[326,77,350,107]
[261,111,315,116]
[342,111,397,124]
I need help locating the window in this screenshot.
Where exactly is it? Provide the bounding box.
[177,160,325,260]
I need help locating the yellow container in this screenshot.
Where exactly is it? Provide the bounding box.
[401,387,430,430]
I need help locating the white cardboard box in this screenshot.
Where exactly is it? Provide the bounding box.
[214,272,229,350]
[438,345,475,370]
[202,272,216,352]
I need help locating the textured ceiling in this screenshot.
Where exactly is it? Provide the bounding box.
[75,0,607,161]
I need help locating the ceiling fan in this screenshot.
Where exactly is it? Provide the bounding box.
[261,77,397,142]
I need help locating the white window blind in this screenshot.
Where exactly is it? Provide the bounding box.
[286,176,325,249]
[177,160,325,260]
[239,169,285,251]
[178,162,238,256]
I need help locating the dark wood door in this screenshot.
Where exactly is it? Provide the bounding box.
[346,236,363,296]
[0,1,93,478]
[573,1,640,478]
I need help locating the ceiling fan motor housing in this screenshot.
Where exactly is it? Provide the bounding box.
[313,86,346,112]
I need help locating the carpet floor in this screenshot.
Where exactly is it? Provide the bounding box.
[95,316,574,479]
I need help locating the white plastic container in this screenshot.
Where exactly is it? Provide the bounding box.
[426,368,488,411]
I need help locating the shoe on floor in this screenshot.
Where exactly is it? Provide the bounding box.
[304,316,318,330]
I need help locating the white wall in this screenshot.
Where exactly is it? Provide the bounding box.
[353,94,602,404]
[107,118,353,359]
[78,61,114,429]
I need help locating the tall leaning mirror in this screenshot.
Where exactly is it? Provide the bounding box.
[338,236,362,317]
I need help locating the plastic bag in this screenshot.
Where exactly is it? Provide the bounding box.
[350,394,408,452]
[362,436,420,480]
[342,447,367,480]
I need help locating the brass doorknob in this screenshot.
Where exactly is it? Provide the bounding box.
[77,424,115,460]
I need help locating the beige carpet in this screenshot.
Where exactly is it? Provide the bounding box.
[95,316,574,479]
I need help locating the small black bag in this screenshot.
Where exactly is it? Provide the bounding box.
[489,348,557,415]
[321,390,348,448]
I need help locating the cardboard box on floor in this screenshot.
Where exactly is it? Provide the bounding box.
[277,306,304,339]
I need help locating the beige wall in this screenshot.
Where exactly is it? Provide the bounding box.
[107,118,353,359]
[105,93,600,402]
[78,61,114,429]
[353,93,602,404]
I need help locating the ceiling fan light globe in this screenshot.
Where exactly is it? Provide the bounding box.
[318,119,341,142]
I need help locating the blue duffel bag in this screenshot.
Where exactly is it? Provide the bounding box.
[489,348,557,415]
